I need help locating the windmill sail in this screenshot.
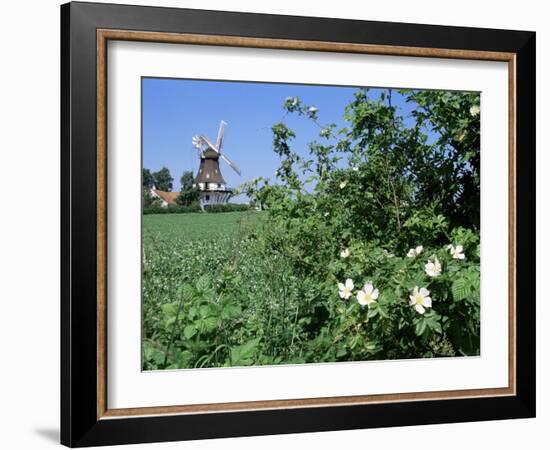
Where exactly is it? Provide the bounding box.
[220,153,241,176]
[216,120,227,150]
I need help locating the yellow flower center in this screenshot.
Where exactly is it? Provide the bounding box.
[414,294,424,305]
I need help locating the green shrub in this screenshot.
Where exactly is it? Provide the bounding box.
[203,203,251,213]
[143,203,251,215]
[143,204,201,215]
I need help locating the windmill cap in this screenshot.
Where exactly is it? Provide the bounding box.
[201,148,220,159]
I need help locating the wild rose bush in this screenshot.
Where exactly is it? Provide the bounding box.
[243,89,481,360]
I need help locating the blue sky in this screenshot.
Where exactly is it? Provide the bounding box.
[142,78,414,197]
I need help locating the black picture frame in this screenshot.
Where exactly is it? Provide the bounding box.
[61,1,536,447]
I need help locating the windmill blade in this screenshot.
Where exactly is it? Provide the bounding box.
[220,153,241,176]
[192,135,202,149]
[200,135,220,153]
[216,120,227,151]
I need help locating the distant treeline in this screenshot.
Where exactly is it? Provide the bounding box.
[143,203,253,215]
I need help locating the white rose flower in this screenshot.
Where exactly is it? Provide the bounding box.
[357,283,379,306]
[338,278,354,300]
[425,256,442,277]
[409,286,433,314]
[406,245,423,258]
[447,244,465,260]
[339,180,348,189]
[469,105,480,117]
[340,248,350,258]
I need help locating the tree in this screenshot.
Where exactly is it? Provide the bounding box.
[404,90,480,229]
[142,168,155,189]
[143,188,162,207]
[152,167,173,192]
[248,88,480,253]
[176,170,200,206]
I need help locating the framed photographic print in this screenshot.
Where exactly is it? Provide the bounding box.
[61,1,536,447]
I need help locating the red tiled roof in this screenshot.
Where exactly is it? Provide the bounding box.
[152,189,179,205]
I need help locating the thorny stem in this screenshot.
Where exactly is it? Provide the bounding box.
[289,299,301,350]
[386,89,402,232]
[230,210,251,271]
[163,288,186,367]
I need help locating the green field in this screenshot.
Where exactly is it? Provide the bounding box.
[142,210,284,370]
[143,211,262,241]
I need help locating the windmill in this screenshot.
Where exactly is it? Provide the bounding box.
[191,120,241,210]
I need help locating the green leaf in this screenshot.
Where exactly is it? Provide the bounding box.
[221,303,242,320]
[199,304,212,318]
[205,317,219,332]
[336,347,348,358]
[161,302,178,317]
[188,306,197,320]
[196,275,211,293]
[176,350,193,368]
[143,341,165,367]
[179,283,195,300]
[377,305,389,319]
[367,304,379,318]
[183,324,197,340]
[425,315,442,334]
[230,338,260,366]
[414,318,427,336]
[452,278,468,301]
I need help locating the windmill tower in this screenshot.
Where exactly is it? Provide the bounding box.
[191,120,241,210]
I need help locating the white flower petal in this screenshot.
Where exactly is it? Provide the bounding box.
[340,248,350,258]
[455,245,463,253]
[415,246,423,254]
[371,289,379,300]
[415,304,425,314]
[338,283,345,291]
[345,279,354,290]
[407,249,416,258]
[419,287,430,297]
[357,291,366,305]
[413,286,419,296]
[363,283,373,295]
[423,297,432,308]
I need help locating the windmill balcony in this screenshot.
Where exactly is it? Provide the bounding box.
[207,183,226,191]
